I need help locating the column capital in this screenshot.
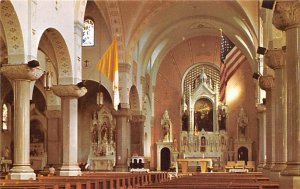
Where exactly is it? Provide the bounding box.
[264,49,286,70]
[51,85,87,98]
[272,1,300,31]
[259,75,274,91]
[0,64,43,81]
[256,104,266,113]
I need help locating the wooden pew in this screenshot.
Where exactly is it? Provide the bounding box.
[0,171,168,189]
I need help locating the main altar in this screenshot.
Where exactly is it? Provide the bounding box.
[179,69,229,170]
[157,68,231,171]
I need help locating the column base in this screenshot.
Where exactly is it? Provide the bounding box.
[59,165,82,176]
[257,162,266,172]
[280,175,300,189]
[262,162,273,176]
[9,165,36,180]
[9,172,36,180]
[271,162,287,172]
[281,163,300,176]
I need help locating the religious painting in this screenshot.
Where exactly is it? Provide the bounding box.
[194,98,213,132]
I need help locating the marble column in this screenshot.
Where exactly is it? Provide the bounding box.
[265,49,287,181]
[1,64,43,180]
[130,115,146,156]
[51,85,87,176]
[114,106,131,172]
[259,75,275,176]
[257,104,266,172]
[273,1,300,188]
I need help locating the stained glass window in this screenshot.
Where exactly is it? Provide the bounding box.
[2,104,8,131]
[82,19,95,46]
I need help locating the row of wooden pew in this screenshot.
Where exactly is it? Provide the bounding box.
[138,172,279,189]
[0,171,168,189]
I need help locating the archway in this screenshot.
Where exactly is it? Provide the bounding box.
[160,147,170,171]
[238,146,248,162]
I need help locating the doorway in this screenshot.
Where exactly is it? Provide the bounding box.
[238,146,248,162]
[160,147,170,171]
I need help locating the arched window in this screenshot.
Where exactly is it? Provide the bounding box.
[82,19,95,47]
[2,104,8,131]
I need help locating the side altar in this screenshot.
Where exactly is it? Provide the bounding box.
[87,105,116,171]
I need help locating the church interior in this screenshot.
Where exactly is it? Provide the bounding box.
[0,0,300,188]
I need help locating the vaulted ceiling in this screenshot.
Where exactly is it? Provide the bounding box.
[93,0,259,75]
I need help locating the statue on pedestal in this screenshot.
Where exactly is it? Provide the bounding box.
[161,110,172,142]
[237,108,248,138]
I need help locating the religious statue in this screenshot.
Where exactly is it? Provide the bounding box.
[3,146,10,159]
[237,107,248,138]
[181,110,189,131]
[173,138,178,151]
[101,122,108,142]
[218,108,226,130]
[92,124,98,143]
[161,110,172,142]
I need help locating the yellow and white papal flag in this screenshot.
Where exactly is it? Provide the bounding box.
[96,39,119,110]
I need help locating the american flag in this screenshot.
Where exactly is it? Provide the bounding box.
[219,33,234,103]
[219,34,246,104]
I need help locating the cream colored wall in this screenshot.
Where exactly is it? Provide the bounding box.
[82,1,112,95]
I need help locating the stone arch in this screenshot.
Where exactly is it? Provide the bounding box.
[129,85,140,112]
[37,28,73,84]
[74,0,88,24]
[0,0,25,63]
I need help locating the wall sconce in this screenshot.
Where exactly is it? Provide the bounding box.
[252,72,261,80]
[257,47,268,55]
[43,71,52,90]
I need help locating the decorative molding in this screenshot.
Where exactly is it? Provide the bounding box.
[272,1,300,31]
[51,85,87,98]
[0,64,43,80]
[264,49,286,70]
[256,104,266,113]
[130,115,145,124]
[119,63,131,73]
[259,75,274,91]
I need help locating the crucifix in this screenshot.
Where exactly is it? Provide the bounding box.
[84,60,89,67]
